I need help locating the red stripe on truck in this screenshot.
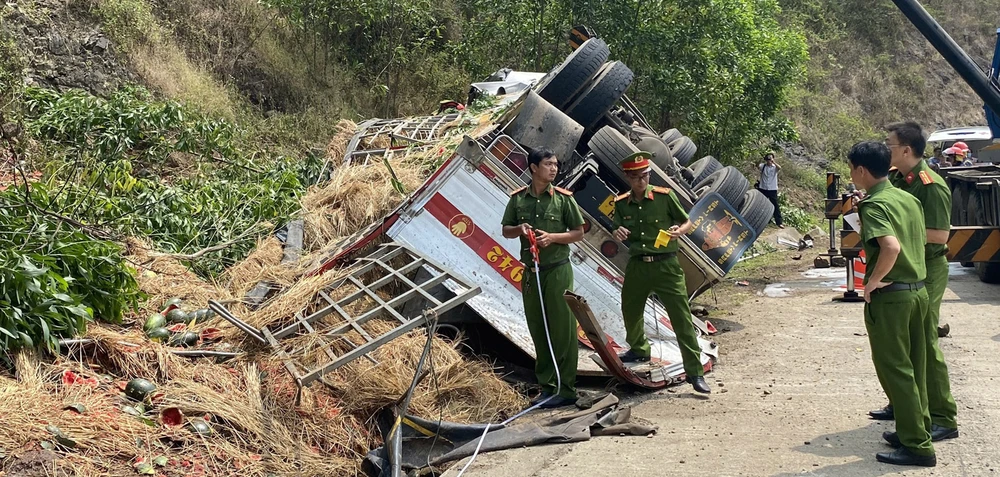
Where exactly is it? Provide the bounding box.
[424,193,525,291]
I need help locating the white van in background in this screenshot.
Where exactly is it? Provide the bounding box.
[928,126,1000,163]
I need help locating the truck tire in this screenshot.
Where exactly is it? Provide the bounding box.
[693,166,749,209]
[660,128,682,144]
[968,189,991,226]
[589,126,639,165]
[975,262,1000,283]
[667,137,697,166]
[952,185,967,225]
[680,167,695,184]
[688,156,722,186]
[536,38,610,110]
[739,188,775,237]
[565,61,634,131]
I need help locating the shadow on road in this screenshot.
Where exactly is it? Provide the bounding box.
[771,422,915,477]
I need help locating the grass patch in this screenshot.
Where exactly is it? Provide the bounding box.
[89,0,240,119]
[129,43,238,119]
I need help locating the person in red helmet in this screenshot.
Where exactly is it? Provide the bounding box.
[951,142,974,165]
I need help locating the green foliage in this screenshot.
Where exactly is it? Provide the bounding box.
[90,0,161,48]
[0,185,143,352]
[23,86,319,276]
[261,0,464,116]
[24,86,239,172]
[778,191,819,232]
[455,0,809,162]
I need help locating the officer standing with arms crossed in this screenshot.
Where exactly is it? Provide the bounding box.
[867,122,959,446]
[501,149,585,408]
[611,151,709,394]
[849,141,936,466]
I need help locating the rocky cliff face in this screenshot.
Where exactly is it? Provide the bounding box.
[4,1,135,96]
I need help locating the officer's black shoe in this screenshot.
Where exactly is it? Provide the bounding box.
[530,391,553,406]
[869,403,894,420]
[538,395,578,409]
[618,350,650,363]
[686,375,711,394]
[882,430,902,448]
[930,424,960,442]
[875,447,936,467]
[882,425,959,448]
[938,323,950,337]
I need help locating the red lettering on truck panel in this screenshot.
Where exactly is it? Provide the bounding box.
[424,193,524,291]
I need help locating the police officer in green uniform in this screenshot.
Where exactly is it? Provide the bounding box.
[866,122,960,445]
[501,148,585,408]
[611,151,709,394]
[849,141,936,467]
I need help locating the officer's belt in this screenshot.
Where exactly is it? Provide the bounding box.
[634,252,677,263]
[527,258,570,273]
[869,281,925,296]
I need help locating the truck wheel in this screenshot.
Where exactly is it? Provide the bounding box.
[680,167,695,184]
[975,262,1000,283]
[632,126,659,139]
[693,166,749,209]
[536,38,610,110]
[688,156,722,186]
[667,137,697,166]
[952,185,967,225]
[738,189,775,237]
[565,61,634,131]
[588,126,639,165]
[968,191,986,226]
[660,128,682,144]
[635,136,675,173]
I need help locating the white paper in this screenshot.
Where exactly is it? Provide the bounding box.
[844,212,862,232]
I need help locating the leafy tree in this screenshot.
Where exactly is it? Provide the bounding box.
[455,0,808,162]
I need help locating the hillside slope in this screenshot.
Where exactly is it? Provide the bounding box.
[782,0,997,164]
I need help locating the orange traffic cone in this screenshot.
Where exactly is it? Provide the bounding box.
[853,250,866,290]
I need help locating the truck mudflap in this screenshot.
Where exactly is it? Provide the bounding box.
[567,291,686,389]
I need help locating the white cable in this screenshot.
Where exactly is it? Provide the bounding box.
[457,248,562,476]
[454,423,490,476]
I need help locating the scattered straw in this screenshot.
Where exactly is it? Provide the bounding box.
[124,237,233,315]
[328,322,527,425]
[0,104,531,476]
[221,236,294,298]
[300,156,429,251]
[242,268,350,330]
[325,119,358,164]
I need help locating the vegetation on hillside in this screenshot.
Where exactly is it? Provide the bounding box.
[780,0,996,161]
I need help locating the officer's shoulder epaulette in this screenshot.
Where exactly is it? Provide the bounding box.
[554,186,573,196]
[651,186,672,195]
[919,170,934,185]
[510,186,528,196]
[615,193,630,202]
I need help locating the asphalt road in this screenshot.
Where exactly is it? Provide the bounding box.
[443,263,1000,476]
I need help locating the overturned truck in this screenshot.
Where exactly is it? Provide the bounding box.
[291,37,775,388]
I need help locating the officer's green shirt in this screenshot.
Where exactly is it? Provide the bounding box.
[889,160,951,259]
[613,185,688,255]
[501,182,585,266]
[858,180,927,284]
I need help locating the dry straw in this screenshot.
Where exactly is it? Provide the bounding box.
[220,236,294,299]
[124,236,233,315]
